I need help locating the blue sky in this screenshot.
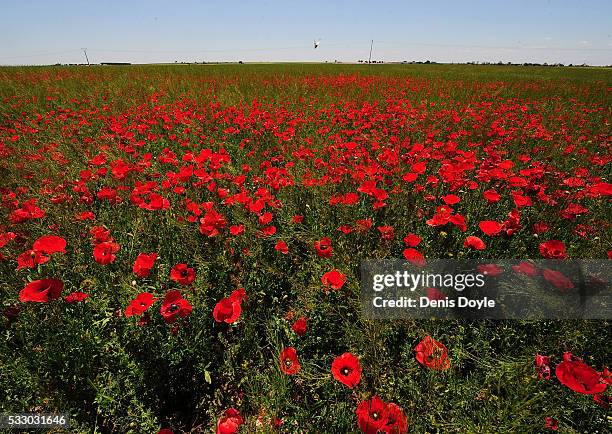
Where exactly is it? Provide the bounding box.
[1,0,611,65]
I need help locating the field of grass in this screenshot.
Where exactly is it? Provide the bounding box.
[0,64,610,433]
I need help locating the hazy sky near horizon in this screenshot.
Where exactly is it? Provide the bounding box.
[1,0,611,66]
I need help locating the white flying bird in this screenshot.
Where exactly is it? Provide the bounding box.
[314,39,321,49]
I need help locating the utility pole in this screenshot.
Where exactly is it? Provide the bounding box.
[368,39,373,64]
[82,48,90,65]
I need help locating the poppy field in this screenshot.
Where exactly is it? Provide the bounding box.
[0,64,611,433]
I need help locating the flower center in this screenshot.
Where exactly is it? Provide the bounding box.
[371,412,380,421]
[341,367,350,376]
[284,358,292,367]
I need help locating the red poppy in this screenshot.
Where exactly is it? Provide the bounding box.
[479,221,502,236]
[377,226,395,240]
[464,236,486,250]
[213,297,242,324]
[291,316,307,336]
[199,208,227,237]
[539,240,567,259]
[414,335,451,371]
[17,249,50,269]
[331,352,362,388]
[321,269,347,290]
[402,248,425,266]
[483,189,501,203]
[403,233,421,247]
[93,241,120,265]
[292,214,304,224]
[259,225,277,237]
[169,263,196,285]
[426,287,446,301]
[542,269,574,291]
[279,347,300,375]
[476,263,503,277]
[64,291,89,303]
[125,292,156,317]
[32,235,66,254]
[442,194,460,205]
[275,240,289,254]
[216,408,244,434]
[555,352,607,394]
[381,402,408,434]
[90,226,112,244]
[133,252,157,278]
[356,396,388,434]
[543,417,558,431]
[157,429,174,434]
[229,287,248,303]
[229,225,244,236]
[0,232,16,248]
[160,290,192,323]
[19,278,63,302]
[314,237,333,257]
[535,354,551,380]
[512,261,539,277]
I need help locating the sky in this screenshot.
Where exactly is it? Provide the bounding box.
[1,0,611,66]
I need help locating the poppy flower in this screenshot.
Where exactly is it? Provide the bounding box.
[291,316,307,336]
[32,235,66,254]
[476,263,503,277]
[90,226,112,244]
[229,224,244,236]
[414,335,451,371]
[216,408,244,434]
[279,347,300,375]
[543,417,558,430]
[275,240,289,254]
[229,287,247,303]
[169,263,196,285]
[259,225,277,237]
[314,237,333,257]
[542,269,574,291]
[17,249,50,269]
[442,194,460,205]
[213,297,242,324]
[93,241,120,265]
[381,402,408,434]
[402,248,425,266]
[125,292,156,317]
[464,236,486,250]
[64,291,89,303]
[512,261,539,277]
[377,226,395,240]
[555,352,607,394]
[403,233,421,247]
[321,269,347,290]
[199,209,227,237]
[535,354,551,380]
[133,253,157,278]
[479,221,502,236]
[356,395,388,434]
[331,352,362,388]
[483,189,501,203]
[160,290,192,323]
[157,429,174,434]
[539,240,567,259]
[19,278,63,302]
[292,214,304,224]
[0,232,16,248]
[426,287,446,301]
